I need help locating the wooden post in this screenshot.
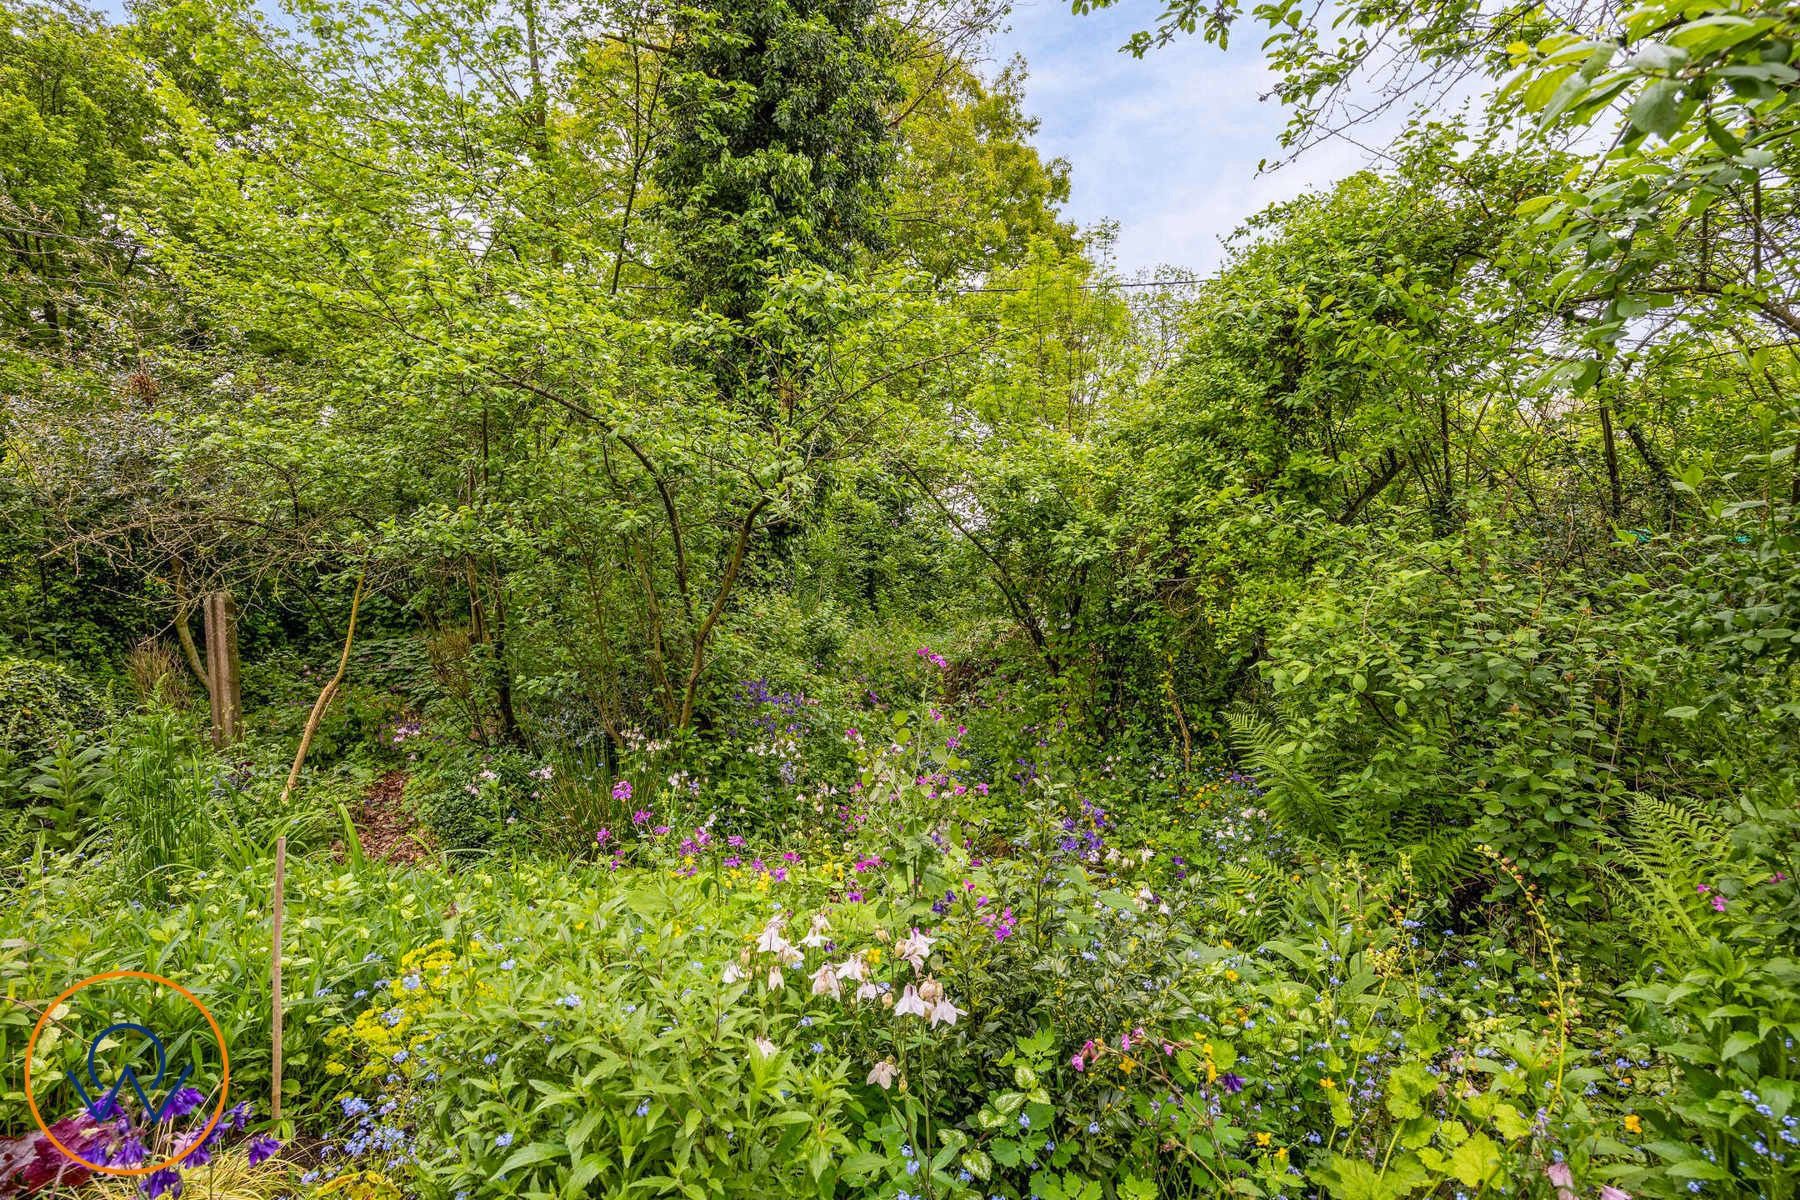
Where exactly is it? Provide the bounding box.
[270,835,285,1121]
[203,590,242,747]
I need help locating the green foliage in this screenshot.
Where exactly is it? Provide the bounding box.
[0,656,107,761]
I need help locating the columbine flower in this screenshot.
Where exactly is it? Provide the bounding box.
[928,997,962,1028]
[855,980,880,1002]
[766,965,785,990]
[894,927,935,971]
[836,953,867,982]
[247,1134,281,1166]
[801,913,831,947]
[1220,1072,1245,1094]
[867,1059,899,1089]
[722,961,747,984]
[755,918,791,956]
[894,984,930,1018]
[810,964,840,999]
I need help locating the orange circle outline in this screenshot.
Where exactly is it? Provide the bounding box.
[23,970,231,1178]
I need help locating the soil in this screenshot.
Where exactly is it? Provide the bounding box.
[334,769,432,865]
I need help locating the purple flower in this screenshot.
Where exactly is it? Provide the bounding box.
[142,1167,184,1198]
[1220,1073,1246,1094]
[163,1087,206,1119]
[246,1134,281,1167]
[612,780,633,802]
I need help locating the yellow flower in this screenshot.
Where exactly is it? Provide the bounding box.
[1320,1077,1336,1090]
[1275,1147,1289,1161]
[1624,1114,1642,1135]
[1224,969,1239,982]
[1254,1132,1271,1148]
[1117,1056,1137,1074]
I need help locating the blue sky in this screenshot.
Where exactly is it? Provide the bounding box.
[989,1,1391,276]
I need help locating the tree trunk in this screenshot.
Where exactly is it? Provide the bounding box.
[203,590,242,747]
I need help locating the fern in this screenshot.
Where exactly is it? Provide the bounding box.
[1605,792,1730,959]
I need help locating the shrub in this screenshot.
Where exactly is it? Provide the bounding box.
[0,657,107,762]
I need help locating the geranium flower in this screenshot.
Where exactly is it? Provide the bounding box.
[867,1059,898,1089]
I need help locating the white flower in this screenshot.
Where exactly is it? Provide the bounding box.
[855,980,880,1003]
[894,984,929,1019]
[722,961,746,984]
[835,954,867,982]
[893,927,935,971]
[778,944,804,967]
[866,1059,898,1089]
[809,963,840,999]
[800,913,831,948]
[753,1036,778,1058]
[766,966,785,991]
[928,998,962,1028]
[755,919,791,956]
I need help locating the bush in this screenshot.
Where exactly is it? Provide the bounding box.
[0,656,107,762]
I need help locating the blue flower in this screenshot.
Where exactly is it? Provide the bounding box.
[500,959,516,971]
[636,1101,651,1117]
[496,1133,514,1148]
[1018,1113,1030,1128]
[560,994,581,1009]
[1087,1121,1100,1134]
[483,1053,498,1066]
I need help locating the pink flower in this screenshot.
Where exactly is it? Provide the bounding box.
[1070,1054,1085,1072]
[1545,1163,1574,1189]
[1696,883,1711,895]
[1711,894,1727,912]
[632,809,651,824]
[594,828,610,844]
[1599,1188,1631,1200]
[612,779,633,802]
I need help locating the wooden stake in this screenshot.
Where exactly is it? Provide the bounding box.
[271,834,286,1121]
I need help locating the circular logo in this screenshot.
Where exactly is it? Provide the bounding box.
[22,970,231,1177]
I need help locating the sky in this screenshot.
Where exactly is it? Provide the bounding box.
[989,1,1393,277]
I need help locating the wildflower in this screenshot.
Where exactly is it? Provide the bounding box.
[635,1101,651,1117]
[1624,1114,1642,1135]
[894,927,936,971]
[894,984,930,1018]
[632,809,650,824]
[246,1134,282,1167]
[767,965,785,991]
[612,780,633,801]
[1254,1132,1271,1148]
[1599,1189,1632,1200]
[928,997,962,1028]
[142,1168,183,1199]
[1071,1053,1085,1071]
[594,829,610,845]
[753,1036,778,1058]
[855,980,880,1002]
[483,1053,498,1066]
[810,963,841,999]
[1220,1072,1245,1094]
[723,961,747,984]
[1711,894,1727,912]
[496,1133,514,1148]
[755,919,793,956]
[500,959,515,971]
[559,994,581,1009]
[801,913,831,948]
[836,953,867,982]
